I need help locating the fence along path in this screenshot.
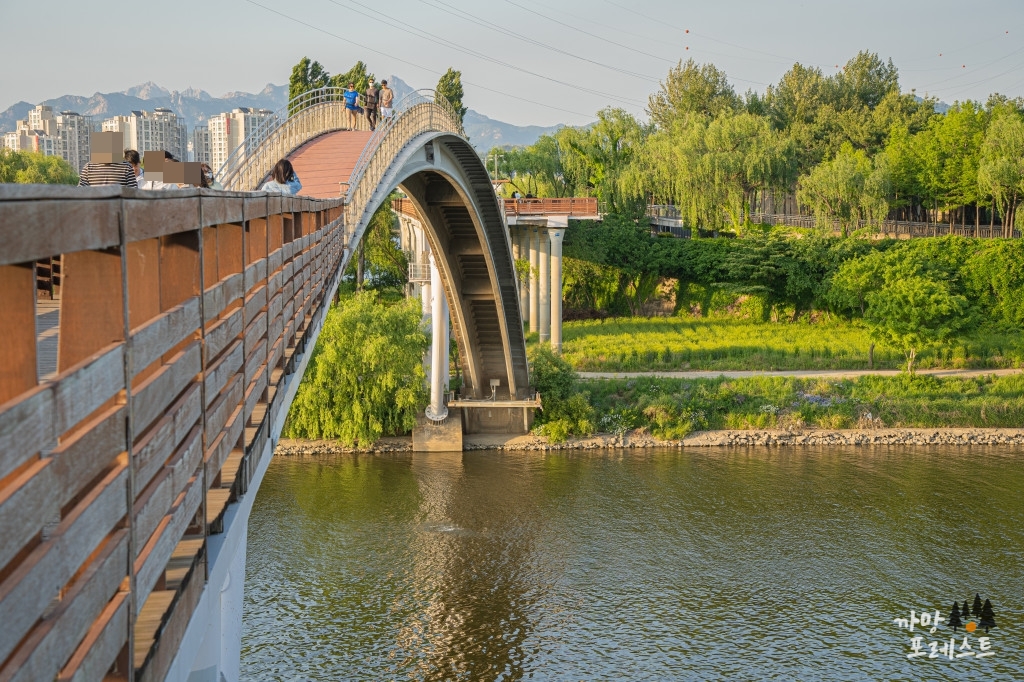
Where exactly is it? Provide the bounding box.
[0,185,344,682]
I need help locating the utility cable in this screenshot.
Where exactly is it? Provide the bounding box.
[242,0,598,119]
[420,0,659,83]
[324,0,648,108]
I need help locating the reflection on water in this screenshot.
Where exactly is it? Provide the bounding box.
[242,447,1024,680]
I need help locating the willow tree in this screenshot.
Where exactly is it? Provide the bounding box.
[978,108,1024,237]
[283,293,428,445]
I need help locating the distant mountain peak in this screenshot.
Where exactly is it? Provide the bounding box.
[1,79,571,151]
[122,82,171,99]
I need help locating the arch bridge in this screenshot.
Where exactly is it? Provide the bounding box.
[0,89,534,682]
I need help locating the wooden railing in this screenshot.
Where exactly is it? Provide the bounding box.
[503,197,598,217]
[0,185,345,682]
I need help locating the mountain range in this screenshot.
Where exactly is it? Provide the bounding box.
[0,76,565,151]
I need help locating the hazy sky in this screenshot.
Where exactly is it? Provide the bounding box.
[2,0,1023,126]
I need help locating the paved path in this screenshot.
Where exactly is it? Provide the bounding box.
[579,368,1023,381]
[289,129,373,198]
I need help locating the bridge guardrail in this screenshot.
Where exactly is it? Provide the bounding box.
[218,87,372,192]
[343,90,464,246]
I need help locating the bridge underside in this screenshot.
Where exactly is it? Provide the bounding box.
[298,131,532,433]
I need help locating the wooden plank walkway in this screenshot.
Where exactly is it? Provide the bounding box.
[35,298,59,381]
[289,130,373,199]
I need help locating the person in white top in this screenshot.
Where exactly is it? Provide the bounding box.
[260,159,302,195]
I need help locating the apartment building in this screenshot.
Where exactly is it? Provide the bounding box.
[191,125,211,164]
[101,108,188,160]
[208,107,275,173]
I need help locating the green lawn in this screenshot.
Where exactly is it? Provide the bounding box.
[534,317,1024,372]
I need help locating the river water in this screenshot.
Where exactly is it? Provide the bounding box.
[241,447,1024,680]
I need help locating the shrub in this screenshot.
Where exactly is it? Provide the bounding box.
[529,346,595,442]
[283,292,428,445]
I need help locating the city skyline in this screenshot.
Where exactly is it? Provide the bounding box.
[2,0,1023,127]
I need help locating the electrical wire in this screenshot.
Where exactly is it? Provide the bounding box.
[324,0,649,108]
[242,0,598,118]
[420,0,659,83]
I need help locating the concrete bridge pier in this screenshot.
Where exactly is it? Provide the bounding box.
[549,227,565,353]
[539,227,551,343]
[529,227,540,334]
[426,252,449,422]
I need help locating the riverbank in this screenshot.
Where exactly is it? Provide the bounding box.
[275,426,1024,455]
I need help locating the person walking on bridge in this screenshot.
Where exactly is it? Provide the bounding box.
[364,78,380,131]
[343,83,360,130]
[379,80,394,121]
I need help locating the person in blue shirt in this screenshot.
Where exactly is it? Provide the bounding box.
[343,83,360,129]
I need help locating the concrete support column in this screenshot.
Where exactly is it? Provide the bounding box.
[528,227,540,334]
[426,253,448,421]
[517,228,528,318]
[539,227,550,343]
[442,293,450,393]
[549,228,564,353]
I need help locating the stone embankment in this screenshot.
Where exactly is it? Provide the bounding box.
[276,428,1024,455]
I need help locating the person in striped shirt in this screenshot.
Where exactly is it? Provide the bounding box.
[78,160,138,187]
[79,131,138,187]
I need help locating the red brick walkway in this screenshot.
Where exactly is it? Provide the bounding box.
[288,130,373,199]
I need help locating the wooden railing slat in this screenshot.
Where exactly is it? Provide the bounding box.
[0,463,127,665]
[0,530,127,682]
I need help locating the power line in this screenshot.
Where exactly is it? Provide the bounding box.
[241,0,598,118]
[421,0,659,83]
[324,0,648,108]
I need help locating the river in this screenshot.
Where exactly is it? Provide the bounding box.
[241,446,1023,680]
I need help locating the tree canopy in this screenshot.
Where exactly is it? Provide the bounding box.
[436,68,467,124]
[0,149,78,184]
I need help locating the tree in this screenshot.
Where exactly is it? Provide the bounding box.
[330,61,374,96]
[979,599,996,633]
[0,149,78,184]
[289,57,331,112]
[947,601,964,632]
[358,199,407,288]
[978,108,1024,237]
[972,593,983,618]
[283,292,428,444]
[827,250,887,316]
[436,67,467,124]
[961,601,970,620]
[797,142,881,234]
[559,108,647,216]
[864,275,970,373]
[648,59,740,128]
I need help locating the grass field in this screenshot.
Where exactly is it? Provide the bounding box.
[583,373,1024,438]
[534,317,1024,372]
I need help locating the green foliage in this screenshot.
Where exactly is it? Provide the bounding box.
[647,58,741,127]
[551,315,1023,373]
[435,67,467,123]
[865,275,970,373]
[529,346,595,443]
[583,372,1024,436]
[355,199,406,289]
[330,61,374,95]
[0,149,78,184]
[283,292,428,445]
[289,57,331,111]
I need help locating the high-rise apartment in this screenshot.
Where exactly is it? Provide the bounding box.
[55,111,92,172]
[101,108,188,160]
[191,126,211,164]
[208,107,275,174]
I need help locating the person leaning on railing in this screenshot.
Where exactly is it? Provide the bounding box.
[260,159,302,195]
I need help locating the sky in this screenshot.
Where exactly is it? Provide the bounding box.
[2,0,1024,127]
